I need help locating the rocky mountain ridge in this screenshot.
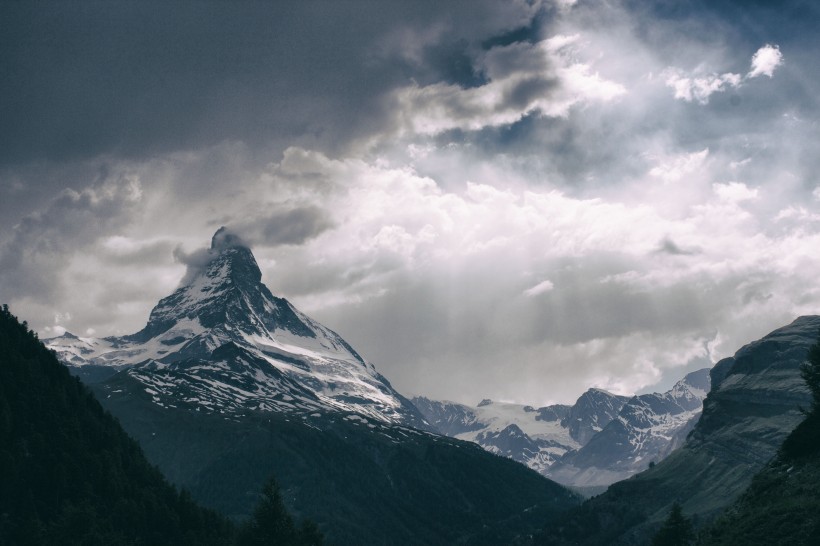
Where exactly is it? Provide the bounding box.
[413,368,710,488]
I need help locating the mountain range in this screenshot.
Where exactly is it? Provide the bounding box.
[45,229,579,544]
[50,227,710,496]
[412,367,710,489]
[40,228,820,544]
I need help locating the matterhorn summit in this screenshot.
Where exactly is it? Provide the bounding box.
[47,228,429,429]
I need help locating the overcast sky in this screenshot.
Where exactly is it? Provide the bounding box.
[2,0,820,406]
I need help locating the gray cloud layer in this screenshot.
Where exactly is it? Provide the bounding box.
[2,0,820,405]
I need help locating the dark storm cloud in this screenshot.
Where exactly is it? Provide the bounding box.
[254,206,335,246]
[209,205,336,248]
[0,0,547,168]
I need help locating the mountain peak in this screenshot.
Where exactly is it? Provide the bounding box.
[45,228,430,429]
[205,227,260,284]
[210,226,249,252]
[204,241,262,286]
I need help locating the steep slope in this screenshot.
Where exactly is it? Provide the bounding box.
[48,227,429,430]
[0,305,233,545]
[699,337,820,546]
[698,418,820,545]
[546,369,710,487]
[535,316,819,546]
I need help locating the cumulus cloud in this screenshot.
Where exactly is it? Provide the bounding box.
[209,147,819,402]
[748,44,783,78]
[663,69,742,104]
[713,181,758,202]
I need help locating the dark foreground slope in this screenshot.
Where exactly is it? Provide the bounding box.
[95,370,580,545]
[0,305,233,545]
[535,316,819,546]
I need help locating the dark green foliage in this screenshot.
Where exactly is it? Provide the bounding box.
[801,336,820,410]
[238,478,322,546]
[780,410,820,460]
[0,305,234,545]
[697,458,820,545]
[781,334,820,459]
[651,503,694,546]
[532,476,649,545]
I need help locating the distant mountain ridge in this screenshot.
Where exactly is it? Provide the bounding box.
[547,368,710,487]
[412,368,710,488]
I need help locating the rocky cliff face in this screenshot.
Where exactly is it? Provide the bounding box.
[43,229,581,544]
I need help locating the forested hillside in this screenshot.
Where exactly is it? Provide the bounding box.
[0,305,234,544]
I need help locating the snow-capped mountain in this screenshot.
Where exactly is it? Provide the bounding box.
[47,228,430,429]
[413,369,710,487]
[412,388,631,474]
[546,368,710,487]
[561,388,632,445]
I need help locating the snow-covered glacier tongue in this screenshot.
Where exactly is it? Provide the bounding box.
[46,227,430,430]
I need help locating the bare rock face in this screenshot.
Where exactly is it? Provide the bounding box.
[689,316,819,467]
[562,388,632,445]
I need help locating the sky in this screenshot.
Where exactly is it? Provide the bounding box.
[2,0,820,406]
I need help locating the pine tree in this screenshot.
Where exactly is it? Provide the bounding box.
[238,477,322,546]
[801,335,820,410]
[651,503,694,546]
[781,332,820,458]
